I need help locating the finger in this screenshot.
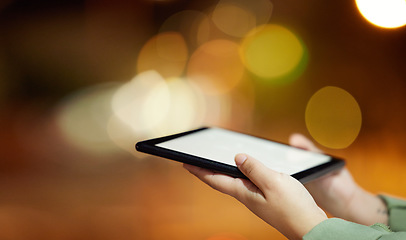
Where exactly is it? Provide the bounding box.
[289,133,321,152]
[183,163,252,197]
[235,153,284,198]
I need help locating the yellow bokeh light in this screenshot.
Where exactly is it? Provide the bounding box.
[211,0,273,38]
[355,0,406,28]
[137,32,188,78]
[305,86,362,149]
[186,39,244,95]
[240,24,305,81]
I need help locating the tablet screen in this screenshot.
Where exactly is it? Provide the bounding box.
[156,127,331,175]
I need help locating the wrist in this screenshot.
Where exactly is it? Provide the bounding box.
[289,207,328,240]
[334,183,363,221]
[345,187,388,225]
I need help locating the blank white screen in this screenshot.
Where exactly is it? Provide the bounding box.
[156,128,331,175]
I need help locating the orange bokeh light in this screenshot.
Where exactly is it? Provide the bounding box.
[186,39,244,95]
[159,10,211,49]
[137,32,188,78]
[211,0,273,37]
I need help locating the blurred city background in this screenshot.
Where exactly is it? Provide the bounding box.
[0,0,406,239]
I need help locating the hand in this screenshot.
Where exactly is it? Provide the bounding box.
[289,134,388,226]
[184,154,327,240]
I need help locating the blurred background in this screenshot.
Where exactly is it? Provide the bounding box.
[0,0,406,239]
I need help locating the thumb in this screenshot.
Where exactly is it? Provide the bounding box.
[235,154,282,194]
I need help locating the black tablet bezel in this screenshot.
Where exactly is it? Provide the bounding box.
[135,127,345,183]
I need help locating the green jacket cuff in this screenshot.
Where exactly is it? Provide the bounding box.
[303,218,390,240]
[379,195,406,232]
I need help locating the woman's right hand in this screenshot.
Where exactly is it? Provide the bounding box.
[289,134,388,226]
[184,153,327,240]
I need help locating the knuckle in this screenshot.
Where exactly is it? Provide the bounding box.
[262,172,285,192]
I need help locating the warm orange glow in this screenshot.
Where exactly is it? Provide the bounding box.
[211,0,273,37]
[159,10,211,49]
[212,2,256,37]
[355,0,406,28]
[187,39,244,95]
[137,32,188,78]
[206,233,249,240]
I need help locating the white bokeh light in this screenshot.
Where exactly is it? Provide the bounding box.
[356,0,406,28]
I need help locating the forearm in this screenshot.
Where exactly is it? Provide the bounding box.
[342,187,388,226]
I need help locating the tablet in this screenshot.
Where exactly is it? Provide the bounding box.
[135,127,345,183]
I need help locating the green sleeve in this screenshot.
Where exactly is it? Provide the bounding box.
[303,218,406,240]
[304,195,406,239]
[379,195,406,232]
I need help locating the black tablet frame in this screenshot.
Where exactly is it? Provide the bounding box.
[135,127,345,183]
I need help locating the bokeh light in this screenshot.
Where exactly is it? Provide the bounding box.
[159,10,211,49]
[211,0,273,38]
[355,0,406,28]
[149,76,207,136]
[305,86,362,149]
[225,77,256,130]
[240,24,306,82]
[201,93,233,127]
[137,32,188,78]
[187,39,244,95]
[212,2,256,38]
[56,83,121,154]
[111,71,167,136]
[109,70,210,154]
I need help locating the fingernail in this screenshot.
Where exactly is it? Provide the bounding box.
[235,154,247,167]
